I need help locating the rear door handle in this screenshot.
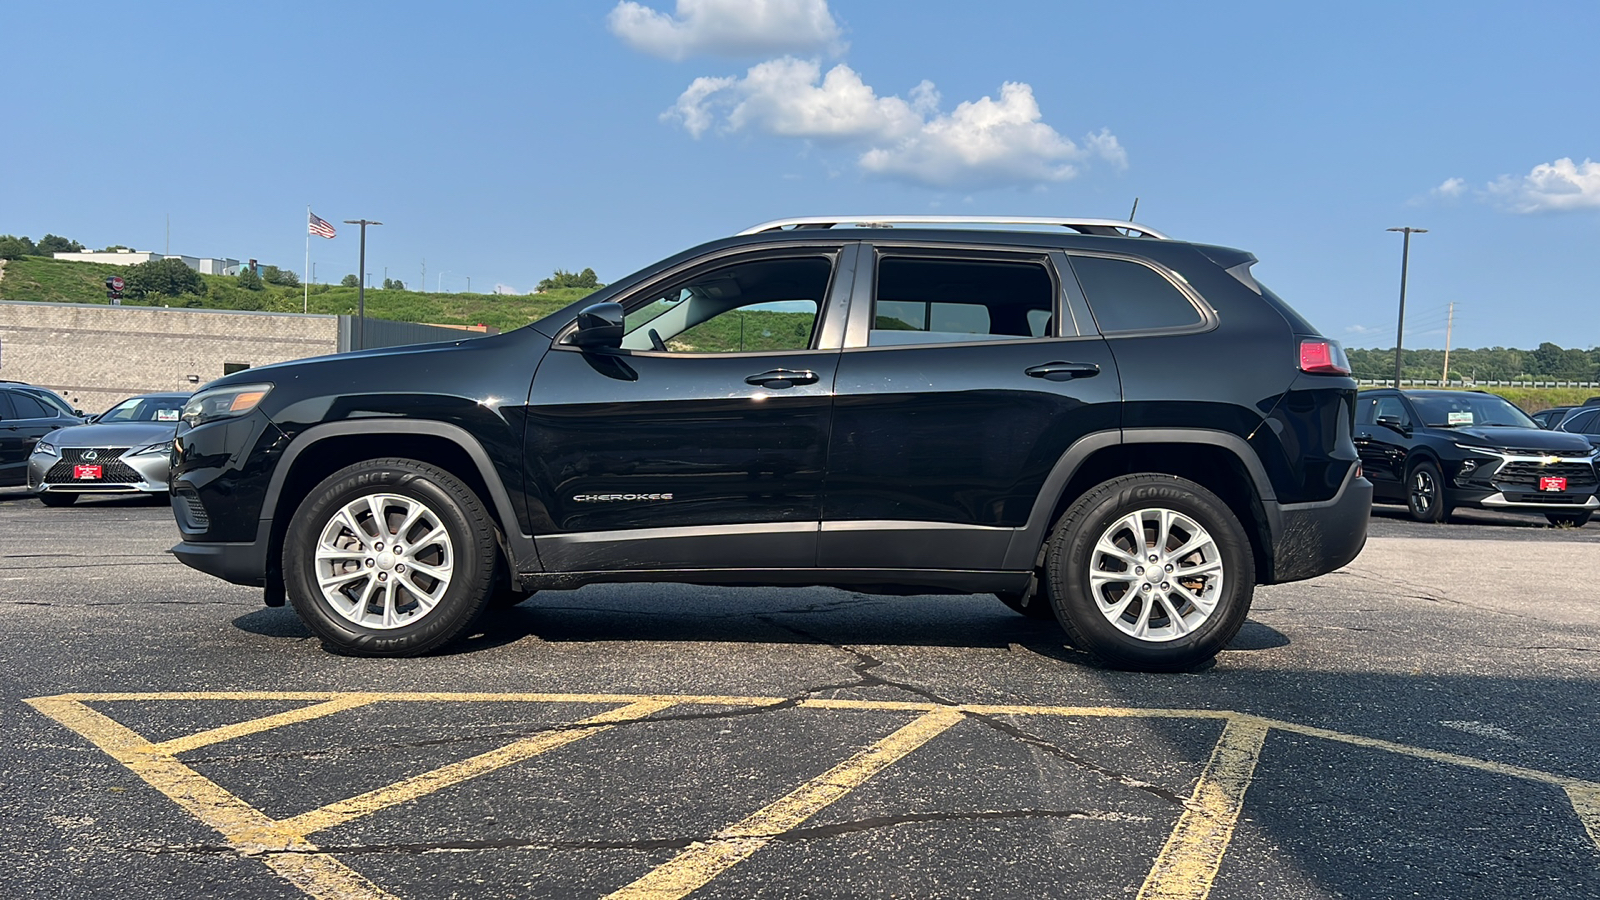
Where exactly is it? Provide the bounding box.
[1025,361,1100,381]
[745,369,819,389]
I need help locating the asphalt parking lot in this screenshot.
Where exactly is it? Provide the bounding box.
[2,487,1597,899]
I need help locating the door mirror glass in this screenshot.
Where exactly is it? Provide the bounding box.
[1376,414,1407,433]
[569,302,625,349]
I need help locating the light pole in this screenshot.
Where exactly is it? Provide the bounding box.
[1386,226,1427,388]
[343,219,382,350]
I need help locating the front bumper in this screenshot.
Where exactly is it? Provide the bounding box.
[28,448,170,495]
[1265,467,1372,584]
[1450,488,1600,512]
[171,520,273,587]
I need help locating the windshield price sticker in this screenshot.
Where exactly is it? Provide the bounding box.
[157,409,180,421]
[1447,411,1474,425]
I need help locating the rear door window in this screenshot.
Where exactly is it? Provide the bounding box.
[869,256,1055,346]
[7,392,53,419]
[1069,255,1205,333]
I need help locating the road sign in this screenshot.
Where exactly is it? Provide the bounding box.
[109,276,124,291]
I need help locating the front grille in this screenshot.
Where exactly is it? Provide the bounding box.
[45,448,140,484]
[1493,460,1597,489]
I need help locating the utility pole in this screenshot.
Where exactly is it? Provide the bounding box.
[343,219,383,351]
[465,275,471,293]
[421,258,426,294]
[1386,227,1428,388]
[1441,302,1455,386]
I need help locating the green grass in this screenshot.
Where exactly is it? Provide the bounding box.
[0,256,592,333]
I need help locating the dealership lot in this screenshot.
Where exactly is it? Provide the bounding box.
[2,487,1597,899]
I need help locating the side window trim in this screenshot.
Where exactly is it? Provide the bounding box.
[553,244,851,356]
[845,243,1088,351]
[1059,250,1218,338]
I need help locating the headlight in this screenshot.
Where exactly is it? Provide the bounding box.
[132,440,174,456]
[34,440,58,457]
[182,383,273,427]
[1454,444,1501,455]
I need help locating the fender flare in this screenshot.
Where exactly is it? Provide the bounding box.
[261,419,541,573]
[1000,427,1278,570]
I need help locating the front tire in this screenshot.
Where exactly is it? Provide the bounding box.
[1546,512,1592,528]
[283,458,498,657]
[1044,474,1254,672]
[1405,460,1450,523]
[37,492,77,507]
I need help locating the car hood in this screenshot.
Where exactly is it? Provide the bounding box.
[45,421,177,448]
[1449,426,1594,456]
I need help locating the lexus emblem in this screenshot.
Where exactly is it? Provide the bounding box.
[82,450,98,461]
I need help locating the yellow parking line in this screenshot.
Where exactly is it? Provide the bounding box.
[1137,715,1270,900]
[279,698,677,838]
[1565,784,1600,853]
[604,706,965,900]
[153,694,383,755]
[24,696,397,900]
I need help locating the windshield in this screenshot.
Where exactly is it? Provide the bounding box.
[1409,393,1536,429]
[97,396,187,424]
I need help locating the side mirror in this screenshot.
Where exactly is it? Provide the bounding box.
[73,409,86,417]
[567,301,625,350]
[1376,414,1408,434]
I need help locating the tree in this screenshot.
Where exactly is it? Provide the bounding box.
[125,258,207,298]
[34,234,84,256]
[0,235,37,259]
[536,267,601,292]
[340,274,360,287]
[382,278,406,291]
[260,265,299,287]
[236,267,263,290]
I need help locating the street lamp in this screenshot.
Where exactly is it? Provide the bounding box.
[343,219,382,350]
[1386,226,1427,388]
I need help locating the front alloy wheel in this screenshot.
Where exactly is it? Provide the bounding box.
[1406,460,1449,523]
[285,458,497,656]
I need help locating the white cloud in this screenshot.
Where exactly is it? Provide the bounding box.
[1432,177,1467,199]
[1486,157,1600,213]
[1345,324,1382,336]
[608,0,842,61]
[665,60,1122,190]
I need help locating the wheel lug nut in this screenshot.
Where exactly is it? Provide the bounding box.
[1160,582,1169,590]
[378,572,388,581]
[395,564,405,573]
[1149,555,1158,562]
[365,558,374,567]
[1141,583,1151,591]
[1135,566,1144,575]
[1165,564,1174,573]
[375,542,384,551]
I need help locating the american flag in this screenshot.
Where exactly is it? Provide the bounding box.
[308,211,337,239]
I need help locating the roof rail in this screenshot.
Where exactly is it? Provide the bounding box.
[737,215,1170,240]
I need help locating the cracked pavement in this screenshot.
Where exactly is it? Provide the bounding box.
[2,487,1599,899]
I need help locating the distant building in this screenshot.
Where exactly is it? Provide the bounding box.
[52,249,242,276]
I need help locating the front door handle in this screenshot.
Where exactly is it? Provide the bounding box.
[745,369,819,389]
[1025,361,1100,381]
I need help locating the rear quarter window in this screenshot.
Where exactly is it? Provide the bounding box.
[1069,255,1204,334]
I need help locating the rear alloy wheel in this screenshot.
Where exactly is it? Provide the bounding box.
[37,492,77,507]
[1045,474,1254,672]
[284,458,497,657]
[1546,512,1592,528]
[1405,460,1450,524]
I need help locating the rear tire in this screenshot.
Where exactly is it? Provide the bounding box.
[37,493,76,507]
[283,458,497,657]
[1405,460,1450,523]
[1044,474,1254,672]
[1546,512,1592,528]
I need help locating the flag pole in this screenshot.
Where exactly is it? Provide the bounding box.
[303,205,310,314]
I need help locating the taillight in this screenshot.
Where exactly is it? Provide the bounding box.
[1299,338,1351,375]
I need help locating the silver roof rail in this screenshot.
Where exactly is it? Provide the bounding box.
[737,215,1170,240]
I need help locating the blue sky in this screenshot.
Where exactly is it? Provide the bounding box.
[3,0,1596,349]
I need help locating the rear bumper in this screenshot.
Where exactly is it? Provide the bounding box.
[1264,469,1372,584]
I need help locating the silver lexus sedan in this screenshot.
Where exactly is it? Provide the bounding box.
[28,392,190,506]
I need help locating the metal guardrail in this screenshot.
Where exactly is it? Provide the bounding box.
[1356,378,1600,388]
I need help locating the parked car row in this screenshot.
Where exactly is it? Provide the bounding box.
[1358,389,1599,526]
[0,381,188,505]
[1530,396,1600,430]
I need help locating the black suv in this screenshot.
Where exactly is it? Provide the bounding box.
[169,216,1371,671]
[1357,388,1599,526]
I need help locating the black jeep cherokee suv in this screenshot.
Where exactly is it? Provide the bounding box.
[170,216,1371,671]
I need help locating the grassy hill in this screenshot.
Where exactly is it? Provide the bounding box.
[0,255,592,333]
